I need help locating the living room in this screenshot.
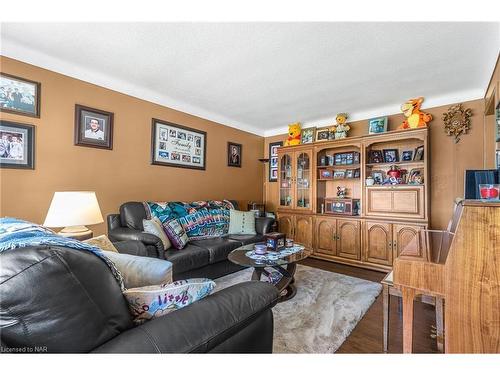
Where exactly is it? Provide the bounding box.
[1,1,500,372]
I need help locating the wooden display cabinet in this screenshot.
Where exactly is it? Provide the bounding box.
[314,217,361,261]
[276,212,313,250]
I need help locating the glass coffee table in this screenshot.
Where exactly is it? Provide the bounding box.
[228,243,312,302]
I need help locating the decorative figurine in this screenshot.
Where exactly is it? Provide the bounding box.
[332,113,350,139]
[398,97,432,129]
[336,186,347,199]
[284,122,302,146]
[442,103,473,143]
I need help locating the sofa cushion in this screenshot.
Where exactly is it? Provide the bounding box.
[228,210,256,235]
[164,244,210,274]
[190,237,241,264]
[227,234,266,246]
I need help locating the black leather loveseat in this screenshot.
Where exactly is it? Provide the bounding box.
[0,244,279,353]
[108,201,274,280]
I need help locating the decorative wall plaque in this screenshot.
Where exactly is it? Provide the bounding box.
[442,103,473,143]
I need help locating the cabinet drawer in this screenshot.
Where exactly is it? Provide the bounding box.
[367,186,424,219]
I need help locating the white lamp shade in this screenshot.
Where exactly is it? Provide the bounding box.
[43,191,104,227]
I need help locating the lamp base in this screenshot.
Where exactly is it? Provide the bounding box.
[58,225,93,241]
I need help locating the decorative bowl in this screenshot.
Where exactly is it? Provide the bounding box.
[254,244,267,255]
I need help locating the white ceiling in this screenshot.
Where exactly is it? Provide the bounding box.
[1,22,499,136]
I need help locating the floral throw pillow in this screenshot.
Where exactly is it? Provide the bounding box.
[124,278,216,324]
[162,218,189,249]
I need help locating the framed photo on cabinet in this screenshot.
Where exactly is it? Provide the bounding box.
[0,120,35,169]
[151,118,206,170]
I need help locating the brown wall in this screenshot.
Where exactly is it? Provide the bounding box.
[0,56,264,235]
[484,55,499,167]
[264,99,486,230]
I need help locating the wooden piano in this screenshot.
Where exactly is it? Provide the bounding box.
[393,200,500,353]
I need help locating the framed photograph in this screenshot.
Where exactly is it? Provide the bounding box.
[346,169,354,178]
[368,117,388,134]
[268,141,283,182]
[315,127,331,142]
[368,150,384,163]
[0,73,41,118]
[227,142,242,167]
[408,168,424,184]
[301,127,316,144]
[333,170,346,179]
[383,149,399,163]
[372,170,384,184]
[346,152,354,165]
[401,150,413,161]
[151,118,206,170]
[413,145,424,161]
[74,105,114,149]
[320,169,333,179]
[0,120,35,169]
[353,168,361,178]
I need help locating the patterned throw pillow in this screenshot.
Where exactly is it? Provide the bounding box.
[83,235,118,253]
[124,278,216,324]
[162,218,189,249]
[142,217,171,250]
[227,209,256,235]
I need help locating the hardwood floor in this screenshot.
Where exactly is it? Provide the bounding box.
[300,258,439,353]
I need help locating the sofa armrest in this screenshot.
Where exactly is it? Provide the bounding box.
[93,281,279,353]
[108,228,164,259]
[113,240,149,257]
[255,217,275,235]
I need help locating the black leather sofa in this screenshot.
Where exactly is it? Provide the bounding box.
[0,243,279,353]
[108,201,274,280]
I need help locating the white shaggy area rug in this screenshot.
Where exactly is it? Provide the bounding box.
[214,264,382,353]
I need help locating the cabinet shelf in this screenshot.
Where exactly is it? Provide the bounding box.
[318,178,360,181]
[365,160,424,168]
[317,164,360,169]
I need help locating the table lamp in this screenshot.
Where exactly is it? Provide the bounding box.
[43,191,104,240]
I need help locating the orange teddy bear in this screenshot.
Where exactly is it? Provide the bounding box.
[399,97,432,129]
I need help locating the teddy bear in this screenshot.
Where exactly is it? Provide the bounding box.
[332,113,350,139]
[399,97,432,129]
[284,122,302,146]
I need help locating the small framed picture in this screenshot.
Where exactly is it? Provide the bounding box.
[333,170,346,179]
[0,73,41,118]
[368,117,388,134]
[346,169,354,178]
[0,120,35,169]
[345,152,354,165]
[383,149,399,163]
[372,170,384,184]
[414,145,424,161]
[368,150,384,163]
[301,127,316,144]
[408,168,424,184]
[268,141,283,182]
[74,105,114,149]
[315,127,331,142]
[401,150,413,161]
[353,168,361,178]
[228,142,242,167]
[320,169,333,179]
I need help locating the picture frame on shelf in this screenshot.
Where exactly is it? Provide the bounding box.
[401,150,413,161]
[0,120,35,169]
[368,149,384,163]
[368,116,388,134]
[320,169,333,179]
[346,169,354,178]
[333,170,346,179]
[413,145,424,161]
[371,170,384,184]
[227,142,242,167]
[301,127,316,144]
[315,127,331,142]
[0,73,41,118]
[353,168,360,178]
[151,118,206,170]
[334,153,342,165]
[408,168,424,184]
[268,141,283,182]
[383,149,399,163]
[74,104,114,150]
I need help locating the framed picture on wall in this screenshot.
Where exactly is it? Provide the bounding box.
[227,142,242,167]
[74,105,114,150]
[268,141,282,182]
[0,120,35,169]
[151,118,206,170]
[0,73,41,118]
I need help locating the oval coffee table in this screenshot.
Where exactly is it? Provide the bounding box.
[228,243,312,302]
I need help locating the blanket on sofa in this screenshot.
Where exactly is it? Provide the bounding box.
[0,217,125,291]
[144,200,234,240]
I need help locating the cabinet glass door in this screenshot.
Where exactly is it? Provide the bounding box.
[295,152,311,209]
[279,154,293,207]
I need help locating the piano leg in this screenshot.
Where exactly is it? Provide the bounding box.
[383,284,389,352]
[402,288,416,353]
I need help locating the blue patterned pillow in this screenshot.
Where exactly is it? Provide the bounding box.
[124,278,216,324]
[162,218,189,249]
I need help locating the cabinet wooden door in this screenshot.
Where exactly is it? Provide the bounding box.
[294,150,313,211]
[277,213,294,240]
[393,224,426,261]
[294,215,313,249]
[364,221,393,266]
[314,217,337,256]
[278,152,294,209]
[336,219,361,260]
